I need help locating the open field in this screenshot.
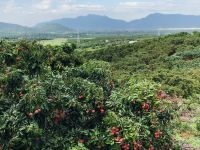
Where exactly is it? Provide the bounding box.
[39,38,68,46]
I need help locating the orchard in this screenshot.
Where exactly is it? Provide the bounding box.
[0,40,178,150]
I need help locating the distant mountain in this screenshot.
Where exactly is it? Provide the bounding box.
[43,13,200,31]
[46,14,127,31]
[128,13,200,29]
[2,13,200,34]
[0,22,73,34]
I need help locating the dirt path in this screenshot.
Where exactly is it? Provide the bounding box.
[179,109,200,150]
[181,144,199,150]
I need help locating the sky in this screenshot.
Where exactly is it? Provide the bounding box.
[0,0,200,26]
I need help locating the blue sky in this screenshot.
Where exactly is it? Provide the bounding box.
[0,0,200,26]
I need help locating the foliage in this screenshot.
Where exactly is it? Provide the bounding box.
[196,120,200,132]
[0,39,179,150]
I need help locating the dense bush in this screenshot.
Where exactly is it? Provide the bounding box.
[151,69,200,98]
[104,79,177,150]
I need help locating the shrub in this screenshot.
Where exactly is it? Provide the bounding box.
[104,79,177,150]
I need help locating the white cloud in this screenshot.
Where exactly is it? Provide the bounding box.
[2,0,200,26]
[34,0,53,10]
[3,0,22,13]
[119,2,141,8]
[75,4,105,11]
[31,0,105,14]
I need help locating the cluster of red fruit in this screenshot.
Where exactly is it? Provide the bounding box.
[133,142,142,150]
[80,95,105,115]
[141,102,150,112]
[28,108,41,118]
[79,95,85,100]
[54,109,65,124]
[110,127,124,144]
[111,127,120,135]
[84,107,105,114]
[115,136,124,144]
[19,91,24,97]
[121,143,130,150]
[97,103,105,114]
[154,130,163,139]
[84,109,96,114]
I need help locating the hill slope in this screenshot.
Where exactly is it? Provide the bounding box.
[34,23,73,33]
[0,22,30,32]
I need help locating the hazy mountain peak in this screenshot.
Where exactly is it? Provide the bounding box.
[1,13,200,33]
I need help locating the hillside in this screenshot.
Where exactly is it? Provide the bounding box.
[34,23,73,33]
[0,22,30,32]
[82,32,200,148]
[0,32,200,149]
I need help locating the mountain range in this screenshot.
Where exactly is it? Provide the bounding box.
[1,13,200,33]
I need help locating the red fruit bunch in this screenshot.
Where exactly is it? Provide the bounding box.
[97,104,105,114]
[19,91,24,97]
[154,130,163,139]
[54,109,65,124]
[99,108,105,114]
[84,109,90,114]
[115,136,124,144]
[91,109,96,113]
[34,108,41,114]
[78,95,84,100]
[141,102,150,112]
[121,143,130,150]
[111,127,120,136]
[134,142,142,150]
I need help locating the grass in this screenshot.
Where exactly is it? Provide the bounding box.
[175,100,200,149]
[39,38,68,46]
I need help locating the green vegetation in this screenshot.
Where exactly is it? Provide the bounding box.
[81,32,200,149]
[0,32,200,149]
[39,38,68,46]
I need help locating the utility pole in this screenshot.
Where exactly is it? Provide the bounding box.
[157,29,161,36]
[77,29,80,48]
